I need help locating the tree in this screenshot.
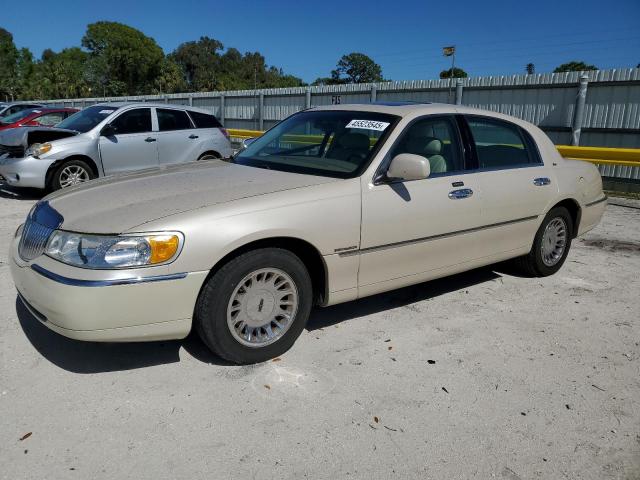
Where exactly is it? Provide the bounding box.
[526,63,535,74]
[330,53,384,84]
[82,21,164,96]
[439,67,468,79]
[152,58,187,94]
[553,61,597,73]
[0,27,19,100]
[169,36,224,91]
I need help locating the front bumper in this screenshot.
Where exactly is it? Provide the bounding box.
[0,155,53,189]
[10,235,208,342]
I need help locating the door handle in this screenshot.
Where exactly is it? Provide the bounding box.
[145,137,156,142]
[189,134,199,139]
[533,177,551,186]
[448,188,474,200]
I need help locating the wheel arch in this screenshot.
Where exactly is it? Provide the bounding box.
[198,150,221,160]
[550,198,581,238]
[45,155,100,188]
[200,236,328,306]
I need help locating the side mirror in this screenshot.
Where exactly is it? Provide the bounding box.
[101,124,116,137]
[386,153,430,182]
[241,137,258,150]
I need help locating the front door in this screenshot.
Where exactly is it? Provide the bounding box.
[358,115,486,295]
[99,108,158,175]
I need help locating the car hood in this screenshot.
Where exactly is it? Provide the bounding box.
[0,126,78,147]
[45,160,339,233]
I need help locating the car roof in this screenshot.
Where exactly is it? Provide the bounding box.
[91,102,215,115]
[309,102,536,127]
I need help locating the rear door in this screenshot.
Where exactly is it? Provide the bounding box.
[462,115,558,254]
[99,108,158,175]
[155,108,199,165]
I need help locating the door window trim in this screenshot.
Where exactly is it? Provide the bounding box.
[461,114,544,172]
[373,114,466,184]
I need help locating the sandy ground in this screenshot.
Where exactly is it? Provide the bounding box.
[0,185,638,480]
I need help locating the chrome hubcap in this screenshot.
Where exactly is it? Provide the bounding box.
[227,268,298,348]
[541,217,567,266]
[59,165,90,188]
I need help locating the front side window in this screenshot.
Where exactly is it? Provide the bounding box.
[57,105,120,133]
[111,108,152,135]
[235,110,399,178]
[157,108,193,131]
[390,116,463,175]
[467,117,536,169]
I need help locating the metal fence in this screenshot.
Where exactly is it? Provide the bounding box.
[39,68,640,181]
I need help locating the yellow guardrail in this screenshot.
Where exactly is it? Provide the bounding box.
[228,129,640,167]
[556,146,640,167]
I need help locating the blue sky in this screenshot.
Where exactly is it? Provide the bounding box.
[2,0,639,82]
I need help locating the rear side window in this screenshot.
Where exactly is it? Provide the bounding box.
[467,117,538,169]
[35,112,65,126]
[111,108,152,134]
[188,110,222,129]
[157,108,193,131]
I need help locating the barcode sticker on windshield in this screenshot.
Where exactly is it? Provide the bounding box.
[346,119,390,131]
[99,109,115,114]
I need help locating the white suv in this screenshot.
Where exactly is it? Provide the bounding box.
[0,102,233,191]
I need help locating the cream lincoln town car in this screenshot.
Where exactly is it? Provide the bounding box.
[10,103,606,364]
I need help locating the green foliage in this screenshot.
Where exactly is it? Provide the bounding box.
[82,21,165,96]
[439,67,468,79]
[329,53,384,84]
[169,38,305,91]
[553,61,598,73]
[0,27,19,100]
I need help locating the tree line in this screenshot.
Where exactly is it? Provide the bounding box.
[0,21,615,101]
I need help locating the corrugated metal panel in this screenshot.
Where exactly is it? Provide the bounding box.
[264,95,305,120]
[311,92,371,106]
[192,97,221,116]
[225,96,259,120]
[582,84,640,129]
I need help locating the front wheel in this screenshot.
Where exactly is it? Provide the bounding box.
[195,248,313,364]
[512,206,573,276]
[50,160,95,191]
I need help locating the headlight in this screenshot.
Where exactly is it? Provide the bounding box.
[45,231,182,269]
[26,143,52,158]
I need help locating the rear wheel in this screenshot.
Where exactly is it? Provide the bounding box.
[195,248,313,364]
[50,160,95,191]
[513,206,573,276]
[198,152,219,161]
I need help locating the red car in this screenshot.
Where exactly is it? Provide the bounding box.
[0,107,78,131]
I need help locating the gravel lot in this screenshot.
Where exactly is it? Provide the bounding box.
[1,185,638,480]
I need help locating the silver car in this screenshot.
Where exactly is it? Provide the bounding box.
[0,102,44,118]
[0,102,232,190]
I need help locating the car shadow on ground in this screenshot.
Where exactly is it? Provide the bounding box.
[17,267,502,374]
[0,183,45,201]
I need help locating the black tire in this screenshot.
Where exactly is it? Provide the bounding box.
[198,153,219,161]
[195,248,313,364]
[50,159,95,191]
[512,206,573,277]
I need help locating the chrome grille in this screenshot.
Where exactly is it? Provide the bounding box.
[18,202,63,261]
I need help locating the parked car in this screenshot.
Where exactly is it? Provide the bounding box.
[10,103,606,364]
[0,107,78,131]
[0,102,232,190]
[0,102,44,118]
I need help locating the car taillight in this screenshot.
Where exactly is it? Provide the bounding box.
[220,128,230,141]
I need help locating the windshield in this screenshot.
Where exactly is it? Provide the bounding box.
[56,105,120,133]
[0,108,38,125]
[234,110,399,178]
